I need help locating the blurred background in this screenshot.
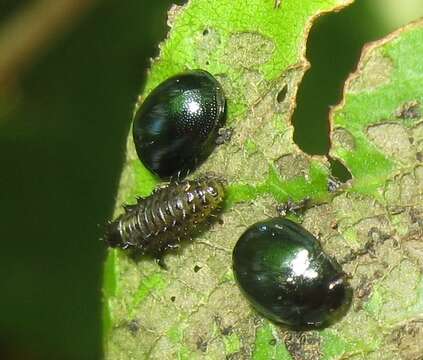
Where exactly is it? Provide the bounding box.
[0,0,422,359]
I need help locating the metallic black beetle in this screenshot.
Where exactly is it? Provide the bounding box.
[132,70,226,180]
[232,218,352,329]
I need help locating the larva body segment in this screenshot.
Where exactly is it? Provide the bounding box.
[106,176,225,255]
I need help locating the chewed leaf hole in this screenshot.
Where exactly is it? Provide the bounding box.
[291,0,398,155]
[276,85,288,103]
[329,157,352,183]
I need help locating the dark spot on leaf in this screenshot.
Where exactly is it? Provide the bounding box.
[221,325,233,335]
[340,227,390,265]
[388,206,405,215]
[388,320,423,358]
[193,265,202,273]
[170,296,176,302]
[216,127,234,145]
[368,227,390,243]
[269,338,277,346]
[276,85,288,103]
[203,28,209,36]
[328,157,352,183]
[395,100,421,120]
[253,316,262,326]
[283,331,321,360]
[196,336,208,352]
[127,319,140,335]
[327,176,342,192]
[276,198,311,217]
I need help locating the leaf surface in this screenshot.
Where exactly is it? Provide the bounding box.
[103,2,423,359]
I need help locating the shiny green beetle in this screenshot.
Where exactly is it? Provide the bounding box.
[132,70,226,179]
[233,218,352,329]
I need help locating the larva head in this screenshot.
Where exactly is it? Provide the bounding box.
[104,221,124,248]
[203,177,225,206]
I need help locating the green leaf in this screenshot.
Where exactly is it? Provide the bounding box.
[103,0,423,358]
[252,321,292,360]
[323,19,423,359]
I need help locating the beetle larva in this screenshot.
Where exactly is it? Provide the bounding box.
[105,176,225,257]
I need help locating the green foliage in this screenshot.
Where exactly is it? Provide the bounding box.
[325,19,423,359]
[103,0,423,358]
[252,322,291,360]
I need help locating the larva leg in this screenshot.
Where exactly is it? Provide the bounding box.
[123,203,138,213]
[154,252,168,270]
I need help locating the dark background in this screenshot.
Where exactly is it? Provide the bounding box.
[0,1,421,359]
